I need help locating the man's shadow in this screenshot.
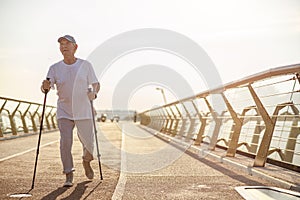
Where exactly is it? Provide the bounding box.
[41,181,92,200]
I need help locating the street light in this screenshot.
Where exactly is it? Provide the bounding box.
[156,87,167,105]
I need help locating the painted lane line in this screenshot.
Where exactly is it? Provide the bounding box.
[112,126,127,200]
[0,140,58,162]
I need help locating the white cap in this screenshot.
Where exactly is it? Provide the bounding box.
[58,35,76,43]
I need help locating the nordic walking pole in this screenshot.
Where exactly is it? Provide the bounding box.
[88,88,103,180]
[31,78,50,190]
[8,78,50,198]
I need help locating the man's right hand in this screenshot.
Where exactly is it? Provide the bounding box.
[87,91,97,101]
[41,79,51,93]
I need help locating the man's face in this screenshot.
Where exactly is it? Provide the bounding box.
[59,39,77,57]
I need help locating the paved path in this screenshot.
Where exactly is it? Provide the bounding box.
[112,123,281,200]
[0,122,298,199]
[0,123,121,200]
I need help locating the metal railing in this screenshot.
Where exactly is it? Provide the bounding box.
[0,97,57,137]
[140,64,300,171]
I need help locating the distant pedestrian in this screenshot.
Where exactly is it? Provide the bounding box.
[41,35,100,187]
[134,111,137,123]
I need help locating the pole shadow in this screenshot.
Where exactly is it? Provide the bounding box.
[41,181,92,200]
[82,181,102,200]
[40,187,69,200]
[61,181,92,200]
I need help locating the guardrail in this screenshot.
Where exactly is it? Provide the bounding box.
[0,97,57,137]
[140,64,300,171]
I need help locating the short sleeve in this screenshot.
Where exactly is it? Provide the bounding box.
[86,61,99,85]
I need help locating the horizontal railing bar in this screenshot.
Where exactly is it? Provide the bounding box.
[253,77,295,89]
[0,96,56,108]
[254,90,299,99]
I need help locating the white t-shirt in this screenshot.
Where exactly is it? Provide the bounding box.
[47,58,99,120]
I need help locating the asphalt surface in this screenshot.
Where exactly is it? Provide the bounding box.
[0,122,298,199]
[0,123,121,200]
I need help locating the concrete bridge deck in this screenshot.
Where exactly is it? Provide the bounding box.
[0,122,299,199]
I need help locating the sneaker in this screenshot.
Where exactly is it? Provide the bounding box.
[82,161,94,179]
[63,172,73,187]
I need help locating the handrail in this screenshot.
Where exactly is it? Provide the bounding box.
[141,64,300,112]
[140,63,300,171]
[0,96,57,137]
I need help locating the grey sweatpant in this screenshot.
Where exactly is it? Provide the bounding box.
[58,118,94,174]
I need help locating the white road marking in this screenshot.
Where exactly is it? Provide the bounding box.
[112,126,127,200]
[0,141,58,162]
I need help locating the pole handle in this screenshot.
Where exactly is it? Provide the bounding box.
[44,78,50,93]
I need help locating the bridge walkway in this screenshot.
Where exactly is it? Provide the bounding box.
[0,122,299,199]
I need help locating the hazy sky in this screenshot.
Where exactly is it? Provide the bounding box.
[0,0,299,111]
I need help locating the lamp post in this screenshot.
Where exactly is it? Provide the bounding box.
[156,87,167,105]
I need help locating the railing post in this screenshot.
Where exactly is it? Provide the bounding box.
[30,105,40,132]
[281,103,299,163]
[248,84,274,167]
[285,116,299,162]
[150,110,158,130]
[45,108,53,130]
[204,98,222,151]
[10,102,21,135]
[162,107,171,134]
[177,104,188,138]
[191,99,207,146]
[22,104,32,133]
[51,113,57,129]
[250,115,265,154]
[8,112,17,135]
[165,107,174,135]
[168,106,178,136]
[18,103,31,133]
[221,93,243,157]
[181,102,194,142]
[195,117,207,146]
[158,108,167,132]
[0,100,7,137]
[248,85,288,167]
[238,107,265,154]
[173,104,182,137]
[45,113,51,130]
[153,109,162,131]
[156,109,165,131]
[18,110,28,133]
[0,114,3,137]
